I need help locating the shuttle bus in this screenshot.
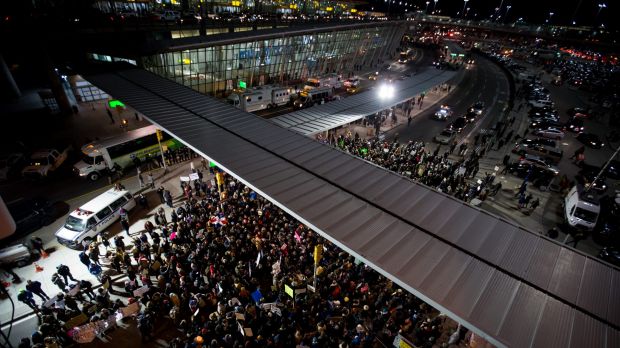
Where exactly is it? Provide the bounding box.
[73,125,181,180]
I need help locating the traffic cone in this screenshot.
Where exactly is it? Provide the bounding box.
[40,250,49,258]
[35,263,44,272]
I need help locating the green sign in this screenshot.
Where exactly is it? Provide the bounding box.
[239,81,247,89]
[450,53,457,57]
[458,53,465,57]
[359,147,368,155]
[285,284,294,298]
[108,100,125,108]
[209,161,217,168]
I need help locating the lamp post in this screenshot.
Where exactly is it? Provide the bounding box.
[461,0,469,18]
[504,5,511,22]
[433,0,438,14]
[546,11,554,24]
[425,1,430,14]
[597,3,607,16]
[596,3,607,24]
[494,0,504,21]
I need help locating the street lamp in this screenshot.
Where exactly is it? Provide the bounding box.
[433,0,438,14]
[461,0,469,18]
[546,11,554,24]
[597,3,607,16]
[425,1,430,14]
[378,84,394,99]
[505,5,511,21]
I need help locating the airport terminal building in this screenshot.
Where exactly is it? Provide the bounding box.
[140,22,406,96]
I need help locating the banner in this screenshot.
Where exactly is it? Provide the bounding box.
[189,173,200,181]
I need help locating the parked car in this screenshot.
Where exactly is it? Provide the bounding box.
[533,127,564,140]
[528,109,559,121]
[528,99,554,108]
[0,243,35,267]
[576,133,604,149]
[567,107,592,119]
[529,118,562,130]
[506,162,555,188]
[5,198,66,238]
[520,154,560,175]
[434,129,456,144]
[565,117,585,133]
[517,137,557,148]
[529,106,557,116]
[512,143,563,164]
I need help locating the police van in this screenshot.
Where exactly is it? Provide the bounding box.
[55,188,135,248]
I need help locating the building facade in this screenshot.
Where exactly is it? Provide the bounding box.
[141,23,405,96]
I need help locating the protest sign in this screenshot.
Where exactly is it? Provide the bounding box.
[133,285,149,297]
[284,284,294,298]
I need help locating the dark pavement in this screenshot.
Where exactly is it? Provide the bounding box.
[386,53,510,145]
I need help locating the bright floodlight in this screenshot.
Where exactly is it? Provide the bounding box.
[378,84,395,99]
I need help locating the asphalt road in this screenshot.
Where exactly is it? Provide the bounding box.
[387,52,510,144]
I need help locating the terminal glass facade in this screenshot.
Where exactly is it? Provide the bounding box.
[141,25,403,96]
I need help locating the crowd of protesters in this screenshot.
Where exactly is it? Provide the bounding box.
[332,134,504,204]
[13,166,468,348]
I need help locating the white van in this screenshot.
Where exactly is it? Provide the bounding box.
[564,185,600,231]
[56,188,135,248]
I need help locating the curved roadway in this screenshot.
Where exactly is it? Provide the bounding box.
[390,53,511,145]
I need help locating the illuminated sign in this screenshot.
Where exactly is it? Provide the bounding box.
[239,80,247,88]
[232,0,241,6]
[182,58,191,64]
[108,100,125,108]
[351,9,357,13]
[326,7,333,11]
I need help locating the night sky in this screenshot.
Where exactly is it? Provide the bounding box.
[363,0,615,29]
